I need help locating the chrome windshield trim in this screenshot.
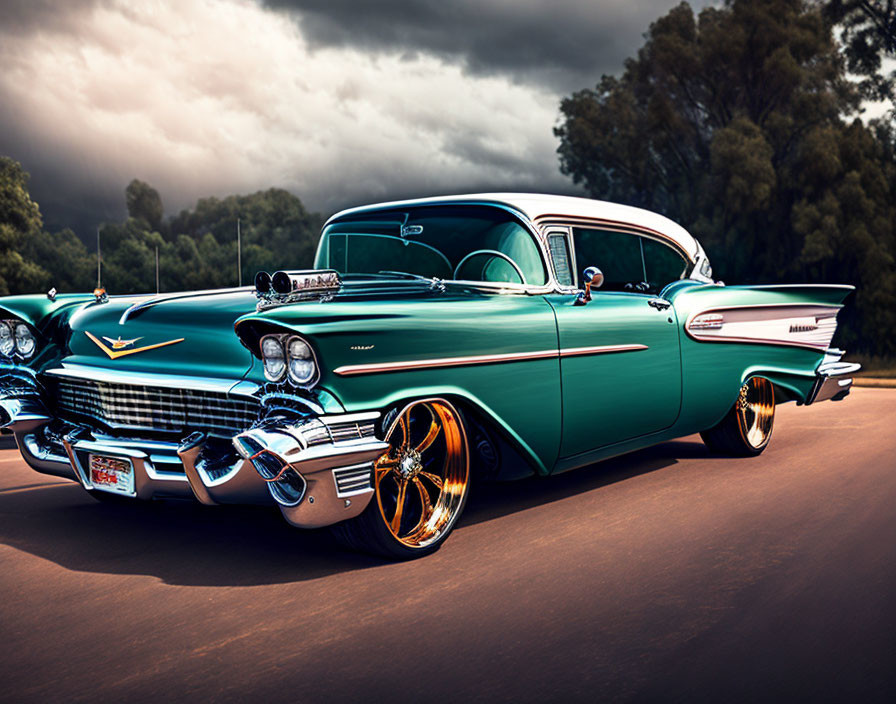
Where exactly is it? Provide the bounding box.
[44,364,259,396]
[319,200,560,295]
[333,344,647,376]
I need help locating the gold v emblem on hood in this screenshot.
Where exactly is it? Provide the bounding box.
[85,331,185,359]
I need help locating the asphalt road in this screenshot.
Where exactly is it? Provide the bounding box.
[1,389,894,703]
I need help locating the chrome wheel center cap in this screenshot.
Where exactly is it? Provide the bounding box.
[398,450,422,478]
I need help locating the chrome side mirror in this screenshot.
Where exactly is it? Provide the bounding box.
[575,266,604,305]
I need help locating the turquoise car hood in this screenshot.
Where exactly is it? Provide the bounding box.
[61,290,259,380]
[54,281,453,381]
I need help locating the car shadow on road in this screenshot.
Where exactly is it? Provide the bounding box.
[463,438,711,526]
[0,439,710,587]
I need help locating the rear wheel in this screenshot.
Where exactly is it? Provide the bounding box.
[330,398,470,560]
[700,377,775,456]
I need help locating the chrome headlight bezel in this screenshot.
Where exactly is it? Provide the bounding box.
[0,320,14,358]
[14,322,36,359]
[259,332,320,388]
[286,335,319,387]
[260,334,287,382]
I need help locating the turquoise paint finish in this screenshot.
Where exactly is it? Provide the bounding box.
[666,283,853,433]
[237,288,563,474]
[546,292,682,458]
[59,291,258,380]
[0,272,855,481]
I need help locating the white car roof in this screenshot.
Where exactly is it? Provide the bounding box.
[326,192,702,260]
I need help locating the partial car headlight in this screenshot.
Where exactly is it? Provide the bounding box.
[286,336,317,386]
[261,335,286,381]
[0,321,14,357]
[14,323,36,359]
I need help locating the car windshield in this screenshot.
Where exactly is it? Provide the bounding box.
[314,205,548,287]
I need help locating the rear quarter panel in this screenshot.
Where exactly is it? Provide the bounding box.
[666,282,854,434]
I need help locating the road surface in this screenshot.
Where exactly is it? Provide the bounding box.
[1,389,894,702]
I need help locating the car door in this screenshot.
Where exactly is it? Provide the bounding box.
[546,225,685,458]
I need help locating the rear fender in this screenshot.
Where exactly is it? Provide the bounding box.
[667,283,856,433]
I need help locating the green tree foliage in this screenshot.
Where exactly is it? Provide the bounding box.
[98,186,323,295]
[125,179,164,232]
[0,157,52,296]
[825,0,896,101]
[0,158,323,300]
[555,0,896,355]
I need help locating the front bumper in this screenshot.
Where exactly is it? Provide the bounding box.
[2,367,389,529]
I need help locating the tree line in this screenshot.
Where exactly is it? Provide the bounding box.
[556,0,896,357]
[0,162,323,299]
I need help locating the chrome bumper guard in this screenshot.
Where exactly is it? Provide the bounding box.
[3,366,390,527]
[15,424,271,504]
[806,349,861,405]
[233,412,389,529]
[0,368,51,432]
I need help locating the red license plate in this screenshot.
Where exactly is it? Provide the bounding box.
[88,454,134,496]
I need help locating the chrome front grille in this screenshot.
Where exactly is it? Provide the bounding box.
[52,376,260,436]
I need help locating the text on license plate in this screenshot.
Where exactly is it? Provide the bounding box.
[88,454,134,495]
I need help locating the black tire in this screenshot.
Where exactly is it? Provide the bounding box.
[700,377,776,457]
[330,399,471,560]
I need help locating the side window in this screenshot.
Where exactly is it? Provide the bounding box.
[572,227,688,294]
[641,238,688,291]
[572,227,644,292]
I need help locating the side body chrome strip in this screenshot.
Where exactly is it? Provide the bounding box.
[332,344,647,377]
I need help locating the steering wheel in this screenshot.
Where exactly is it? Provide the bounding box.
[453,249,527,284]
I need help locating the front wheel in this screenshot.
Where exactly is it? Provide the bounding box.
[700,377,776,456]
[329,398,471,560]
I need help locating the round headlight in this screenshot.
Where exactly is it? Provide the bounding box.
[261,336,286,381]
[0,321,14,357]
[286,336,317,385]
[14,323,36,358]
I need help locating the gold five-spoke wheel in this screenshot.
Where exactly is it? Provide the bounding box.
[701,376,776,456]
[330,398,470,559]
[374,399,469,549]
[735,376,775,450]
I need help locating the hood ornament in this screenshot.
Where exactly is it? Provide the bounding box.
[102,335,143,350]
[85,331,184,359]
[254,269,342,311]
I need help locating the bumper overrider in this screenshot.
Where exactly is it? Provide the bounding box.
[805,349,861,405]
[1,367,389,529]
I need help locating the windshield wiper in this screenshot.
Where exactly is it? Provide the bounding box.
[377,271,447,292]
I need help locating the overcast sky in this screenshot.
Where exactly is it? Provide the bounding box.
[0,0,712,235]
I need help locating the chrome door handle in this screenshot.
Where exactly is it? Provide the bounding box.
[648,298,671,311]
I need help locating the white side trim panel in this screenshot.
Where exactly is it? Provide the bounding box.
[685,304,841,351]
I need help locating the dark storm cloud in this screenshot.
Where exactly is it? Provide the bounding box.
[262,0,713,92]
[0,0,106,35]
[0,0,711,242]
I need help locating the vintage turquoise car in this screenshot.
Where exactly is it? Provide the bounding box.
[0,194,860,558]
